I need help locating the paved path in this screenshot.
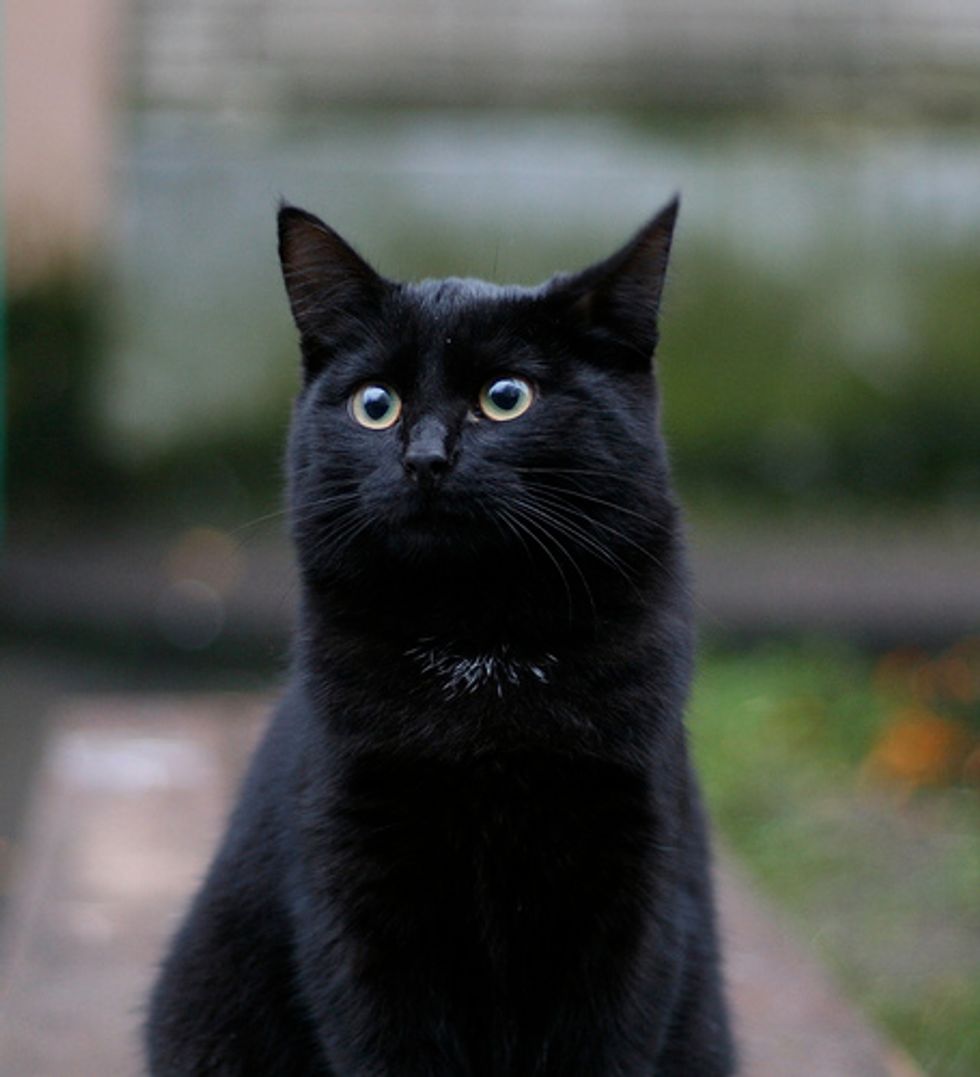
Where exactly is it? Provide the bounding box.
[0,698,919,1075]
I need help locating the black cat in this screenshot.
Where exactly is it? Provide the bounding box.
[145,198,735,1075]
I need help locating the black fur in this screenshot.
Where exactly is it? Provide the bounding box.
[145,198,735,1075]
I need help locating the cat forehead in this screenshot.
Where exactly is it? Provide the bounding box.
[401,277,537,328]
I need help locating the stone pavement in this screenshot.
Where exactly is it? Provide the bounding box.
[0,698,920,1075]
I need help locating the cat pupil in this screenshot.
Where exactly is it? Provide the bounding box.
[490,380,520,410]
[364,387,391,420]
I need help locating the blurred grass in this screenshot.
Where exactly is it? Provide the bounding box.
[691,641,980,1076]
[660,242,980,510]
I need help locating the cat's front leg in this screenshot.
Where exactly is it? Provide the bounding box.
[147,884,335,1076]
[651,956,737,1076]
[290,904,474,1076]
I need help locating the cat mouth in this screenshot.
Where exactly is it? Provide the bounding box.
[395,483,461,519]
[383,487,491,545]
[398,501,473,538]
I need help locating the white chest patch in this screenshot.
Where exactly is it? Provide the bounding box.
[405,642,558,699]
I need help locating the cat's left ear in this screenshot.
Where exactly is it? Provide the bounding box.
[546,196,679,363]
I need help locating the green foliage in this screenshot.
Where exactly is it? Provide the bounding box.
[691,641,980,1076]
[7,279,126,512]
[661,245,980,510]
[6,280,294,525]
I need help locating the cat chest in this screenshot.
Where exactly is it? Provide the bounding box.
[321,754,658,986]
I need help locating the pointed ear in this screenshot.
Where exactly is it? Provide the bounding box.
[277,203,387,364]
[548,196,679,362]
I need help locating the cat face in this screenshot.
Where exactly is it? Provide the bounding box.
[279,202,680,600]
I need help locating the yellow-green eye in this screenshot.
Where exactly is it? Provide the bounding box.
[350,384,402,430]
[479,376,534,421]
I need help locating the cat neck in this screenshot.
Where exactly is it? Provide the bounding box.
[297,540,690,684]
[402,639,559,700]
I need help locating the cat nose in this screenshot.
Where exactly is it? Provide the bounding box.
[404,446,449,487]
[403,417,451,490]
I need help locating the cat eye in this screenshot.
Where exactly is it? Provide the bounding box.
[479,376,534,422]
[350,384,402,430]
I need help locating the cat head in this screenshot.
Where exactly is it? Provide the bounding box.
[278,200,681,627]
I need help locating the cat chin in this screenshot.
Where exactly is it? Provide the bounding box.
[379,519,492,563]
[376,489,485,536]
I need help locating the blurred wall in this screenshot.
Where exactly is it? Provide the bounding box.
[132,0,980,110]
[5,0,121,289]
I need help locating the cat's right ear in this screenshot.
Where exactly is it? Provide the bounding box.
[277,203,387,370]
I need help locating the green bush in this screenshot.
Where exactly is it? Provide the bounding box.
[661,244,980,510]
[7,279,126,514]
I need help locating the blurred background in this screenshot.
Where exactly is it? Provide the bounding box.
[3,1,979,1073]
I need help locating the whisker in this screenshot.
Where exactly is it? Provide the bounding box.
[520,478,673,532]
[288,492,363,522]
[507,501,599,623]
[514,465,633,483]
[517,472,675,537]
[521,491,697,616]
[303,505,371,566]
[228,480,363,543]
[511,496,641,602]
[529,489,671,575]
[498,505,576,624]
[229,507,290,536]
[491,505,532,561]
